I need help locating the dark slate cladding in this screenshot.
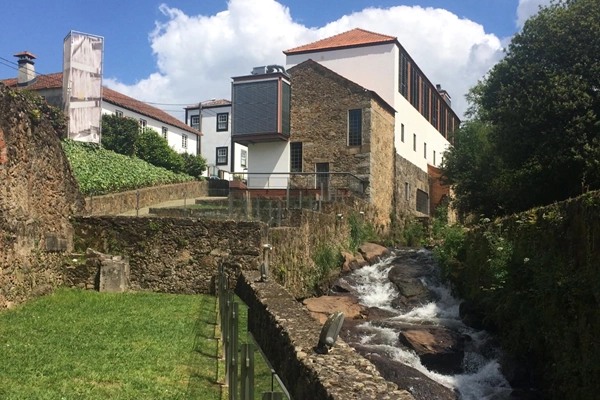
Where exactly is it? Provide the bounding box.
[281,82,291,135]
[232,80,279,135]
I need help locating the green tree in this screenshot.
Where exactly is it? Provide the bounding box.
[180,152,207,179]
[136,128,184,173]
[444,0,600,217]
[101,114,139,156]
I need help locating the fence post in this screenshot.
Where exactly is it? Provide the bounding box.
[256,196,261,221]
[299,190,303,210]
[135,190,140,216]
[286,179,290,210]
[319,182,323,213]
[229,302,239,400]
[229,194,234,219]
[89,191,93,216]
[241,343,255,400]
[277,202,282,227]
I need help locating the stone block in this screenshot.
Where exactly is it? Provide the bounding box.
[45,233,68,252]
[99,258,129,293]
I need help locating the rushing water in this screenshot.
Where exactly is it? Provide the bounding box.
[340,248,512,400]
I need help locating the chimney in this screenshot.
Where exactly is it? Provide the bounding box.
[436,84,451,107]
[14,51,36,86]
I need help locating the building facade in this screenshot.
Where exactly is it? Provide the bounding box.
[185,100,248,178]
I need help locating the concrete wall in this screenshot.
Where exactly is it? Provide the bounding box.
[70,217,262,294]
[83,181,208,216]
[246,141,290,189]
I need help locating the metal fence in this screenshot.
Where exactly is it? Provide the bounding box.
[217,265,289,400]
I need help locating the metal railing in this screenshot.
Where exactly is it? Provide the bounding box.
[217,265,289,400]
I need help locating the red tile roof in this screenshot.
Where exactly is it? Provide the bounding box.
[2,72,62,90]
[284,28,397,55]
[2,72,200,136]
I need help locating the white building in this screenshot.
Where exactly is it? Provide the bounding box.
[284,28,460,173]
[3,52,201,155]
[185,100,248,178]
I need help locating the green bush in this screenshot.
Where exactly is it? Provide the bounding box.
[312,243,340,282]
[136,128,185,173]
[348,213,377,250]
[101,114,139,156]
[181,152,207,179]
[403,219,426,247]
[62,139,193,195]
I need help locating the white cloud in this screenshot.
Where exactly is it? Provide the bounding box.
[105,0,506,119]
[516,0,553,28]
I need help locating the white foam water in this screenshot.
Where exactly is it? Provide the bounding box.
[346,249,512,400]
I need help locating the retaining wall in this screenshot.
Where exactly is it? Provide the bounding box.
[236,271,414,400]
[84,181,209,216]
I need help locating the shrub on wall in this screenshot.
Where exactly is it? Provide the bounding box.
[20,90,69,139]
[436,191,600,400]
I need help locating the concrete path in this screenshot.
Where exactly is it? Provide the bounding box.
[119,197,227,216]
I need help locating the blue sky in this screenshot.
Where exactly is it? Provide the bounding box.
[0,0,550,117]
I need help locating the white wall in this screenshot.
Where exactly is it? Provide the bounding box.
[187,105,248,177]
[246,141,290,189]
[102,102,198,155]
[286,43,451,172]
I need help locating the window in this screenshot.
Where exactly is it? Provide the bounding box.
[424,142,427,159]
[182,134,188,149]
[433,150,436,166]
[139,119,147,129]
[162,126,168,139]
[216,147,228,165]
[191,115,200,131]
[432,98,439,130]
[348,109,362,146]
[440,105,447,138]
[413,133,417,151]
[401,123,405,142]
[399,52,409,98]
[290,142,302,172]
[416,189,429,215]
[240,149,247,167]
[405,182,410,201]
[115,109,123,117]
[410,67,420,109]
[316,163,329,188]
[217,113,229,132]
[421,81,430,120]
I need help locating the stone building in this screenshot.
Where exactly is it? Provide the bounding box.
[288,60,396,229]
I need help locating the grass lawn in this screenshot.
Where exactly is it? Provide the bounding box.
[0,288,221,400]
[0,288,287,400]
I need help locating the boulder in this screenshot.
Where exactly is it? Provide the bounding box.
[388,264,438,310]
[303,295,365,324]
[340,251,368,273]
[352,344,458,400]
[399,327,467,375]
[358,242,390,264]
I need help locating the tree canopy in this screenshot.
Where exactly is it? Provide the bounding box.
[443,0,600,219]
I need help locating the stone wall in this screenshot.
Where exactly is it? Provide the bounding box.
[0,83,85,309]
[395,153,430,219]
[70,216,262,294]
[84,181,209,216]
[236,271,414,400]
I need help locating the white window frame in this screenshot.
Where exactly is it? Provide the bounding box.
[162,126,168,139]
[240,149,247,168]
[182,134,188,149]
[115,109,123,117]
